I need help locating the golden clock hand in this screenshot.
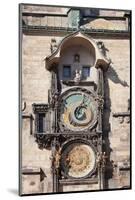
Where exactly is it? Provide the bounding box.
[79,94,87,107]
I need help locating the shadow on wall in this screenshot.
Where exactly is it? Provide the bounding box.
[103,63,129,189]
[107,64,129,87]
[103,72,112,188]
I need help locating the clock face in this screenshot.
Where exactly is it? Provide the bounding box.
[61,141,96,178]
[59,89,97,131]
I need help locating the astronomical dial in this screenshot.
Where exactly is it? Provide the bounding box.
[61,141,96,178]
[59,89,98,131]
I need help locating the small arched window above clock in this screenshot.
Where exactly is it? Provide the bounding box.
[63,65,71,78]
[82,66,91,79]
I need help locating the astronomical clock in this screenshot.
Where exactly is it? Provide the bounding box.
[61,139,96,179]
[48,66,106,191]
[59,88,98,132]
[33,31,109,192]
[55,82,103,186]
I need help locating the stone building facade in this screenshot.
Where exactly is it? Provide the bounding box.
[19,4,131,195]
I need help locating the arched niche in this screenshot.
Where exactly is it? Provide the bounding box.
[45,31,110,72]
[58,39,96,82]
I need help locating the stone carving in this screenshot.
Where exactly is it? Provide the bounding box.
[74,69,82,83]
[92,135,98,147]
[32,104,49,113]
[51,91,59,108]
[113,111,130,124]
[118,116,124,124]
[22,101,26,112]
[96,41,108,57]
[95,95,104,109]
[124,116,130,123]
[50,138,62,170]
[97,41,104,50]
[118,159,130,172]
[50,38,58,53]
[96,152,107,169]
[54,147,62,169]
[74,54,80,62]
[35,135,52,149]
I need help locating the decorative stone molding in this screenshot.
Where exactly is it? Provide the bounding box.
[112,111,130,124]
[34,134,53,149]
[59,178,98,185]
[62,80,97,88]
[118,161,130,173]
[118,116,124,124]
[32,103,49,113]
[112,111,130,117]
[124,116,130,123]
[45,31,110,71]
